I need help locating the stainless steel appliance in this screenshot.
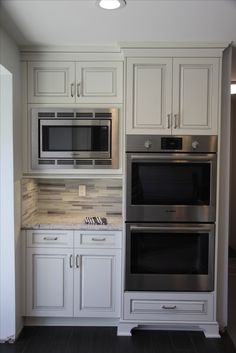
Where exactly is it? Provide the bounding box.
[31,108,119,169]
[125,135,217,292]
[125,223,215,292]
[126,135,217,223]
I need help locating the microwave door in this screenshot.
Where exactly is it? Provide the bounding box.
[39,119,111,159]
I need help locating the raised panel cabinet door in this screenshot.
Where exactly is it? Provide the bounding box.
[172,58,220,135]
[28,61,76,103]
[126,57,172,134]
[26,248,73,317]
[74,249,121,318]
[76,62,123,103]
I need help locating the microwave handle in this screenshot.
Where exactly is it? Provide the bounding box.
[129,154,215,162]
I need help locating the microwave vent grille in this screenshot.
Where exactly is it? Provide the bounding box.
[95,112,112,118]
[57,160,74,165]
[38,159,55,165]
[95,159,112,166]
[76,112,93,118]
[57,112,74,118]
[76,160,93,166]
[38,112,55,118]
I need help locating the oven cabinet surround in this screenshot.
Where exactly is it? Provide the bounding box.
[118,292,219,338]
[125,56,221,135]
[28,61,123,104]
[25,229,122,319]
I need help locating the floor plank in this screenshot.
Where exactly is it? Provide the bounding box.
[0,327,235,353]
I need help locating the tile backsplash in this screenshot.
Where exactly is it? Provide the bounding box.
[22,178,122,223]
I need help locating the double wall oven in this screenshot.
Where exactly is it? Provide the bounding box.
[125,135,217,292]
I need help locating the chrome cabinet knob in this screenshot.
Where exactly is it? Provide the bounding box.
[144,140,152,149]
[192,141,199,150]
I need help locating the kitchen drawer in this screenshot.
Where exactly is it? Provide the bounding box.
[124,292,214,322]
[74,231,122,249]
[26,230,73,248]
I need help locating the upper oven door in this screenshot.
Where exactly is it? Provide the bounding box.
[126,153,217,222]
[39,119,111,159]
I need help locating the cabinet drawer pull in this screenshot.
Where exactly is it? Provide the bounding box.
[77,83,81,97]
[43,237,58,241]
[76,254,80,268]
[71,83,74,97]
[162,305,177,310]
[91,237,106,242]
[69,255,73,268]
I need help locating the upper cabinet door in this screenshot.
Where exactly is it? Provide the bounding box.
[75,62,123,103]
[126,57,172,135]
[172,58,220,135]
[28,61,76,103]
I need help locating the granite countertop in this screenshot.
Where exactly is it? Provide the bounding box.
[22,214,123,231]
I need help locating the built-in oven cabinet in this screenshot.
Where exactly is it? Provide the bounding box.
[25,229,122,318]
[28,61,123,104]
[126,57,220,135]
[123,292,215,322]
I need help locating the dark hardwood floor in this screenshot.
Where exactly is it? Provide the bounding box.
[0,327,236,353]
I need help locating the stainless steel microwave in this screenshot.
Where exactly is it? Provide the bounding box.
[31,108,119,169]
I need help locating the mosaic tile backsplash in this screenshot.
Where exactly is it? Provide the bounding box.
[22,178,122,224]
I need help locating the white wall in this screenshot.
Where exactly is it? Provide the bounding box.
[0,27,22,340]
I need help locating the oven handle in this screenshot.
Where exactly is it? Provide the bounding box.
[130,225,214,233]
[129,154,215,161]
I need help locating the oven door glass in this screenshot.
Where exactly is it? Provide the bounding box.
[126,153,217,222]
[40,119,110,158]
[131,160,211,206]
[125,223,215,291]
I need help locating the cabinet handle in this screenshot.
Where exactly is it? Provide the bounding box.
[167,114,171,129]
[91,237,106,242]
[69,255,73,268]
[76,254,80,268]
[71,83,75,97]
[162,305,177,310]
[77,83,81,97]
[174,114,178,129]
[43,237,58,241]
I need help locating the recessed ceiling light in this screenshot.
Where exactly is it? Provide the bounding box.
[97,0,126,10]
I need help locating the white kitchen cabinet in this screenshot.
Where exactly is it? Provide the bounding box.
[26,247,74,317]
[126,57,220,135]
[25,229,122,319]
[28,61,123,104]
[74,249,121,317]
[28,61,75,104]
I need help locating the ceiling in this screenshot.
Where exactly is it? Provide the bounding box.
[0,0,236,47]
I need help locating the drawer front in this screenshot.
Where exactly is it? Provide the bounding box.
[74,231,122,249]
[124,292,214,322]
[26,230,73,248]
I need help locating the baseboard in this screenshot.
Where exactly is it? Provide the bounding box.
[24,317,120,327]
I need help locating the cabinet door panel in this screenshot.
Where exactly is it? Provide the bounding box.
[28,62,75,103]
[74,249,121,317]
[173,58,219,134]
[126,57,172,134]
[26,248,73,317]
[76,62,123,103]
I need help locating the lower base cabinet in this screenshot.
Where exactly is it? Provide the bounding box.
[25,230,122,318]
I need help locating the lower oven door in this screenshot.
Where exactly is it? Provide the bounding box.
[125,223,215,292]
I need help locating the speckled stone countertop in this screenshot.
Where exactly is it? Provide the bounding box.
[22,214,123,231]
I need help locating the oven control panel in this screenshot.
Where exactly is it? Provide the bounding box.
[161,137,182,150]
